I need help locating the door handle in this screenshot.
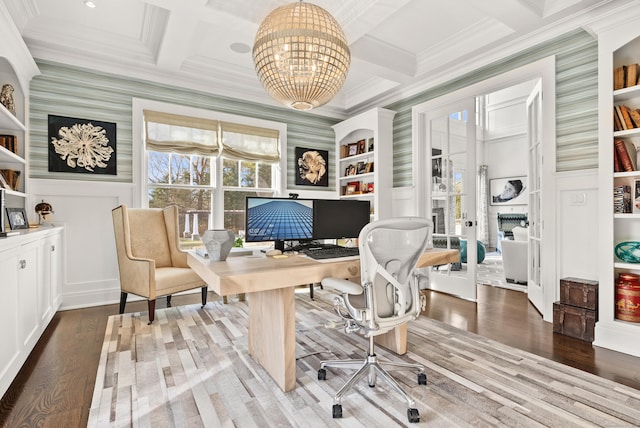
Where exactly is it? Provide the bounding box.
[465,220,476,227]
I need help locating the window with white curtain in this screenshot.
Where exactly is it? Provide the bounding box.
[142,107,283,249]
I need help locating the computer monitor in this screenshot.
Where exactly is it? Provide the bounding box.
[245,197,314,250]
[313,199,370,240]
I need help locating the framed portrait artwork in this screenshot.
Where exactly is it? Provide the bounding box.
[490,176,527,205]
[295,147,329,186]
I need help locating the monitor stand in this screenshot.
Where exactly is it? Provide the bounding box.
[274,240,286,252]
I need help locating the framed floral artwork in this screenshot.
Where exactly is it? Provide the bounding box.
[48,115,117,175]
[295,147,329,186]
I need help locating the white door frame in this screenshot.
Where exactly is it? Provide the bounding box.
[412,56,557,322]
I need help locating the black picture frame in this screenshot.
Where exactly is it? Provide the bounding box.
[6,207,29,229]
[48,115,117,175]
[295,147,329,187]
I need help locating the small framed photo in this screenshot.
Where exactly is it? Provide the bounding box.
[367,138,374,152]
[357,161,366,174]
[348,143,358,157]
[357,139,366,154]
[345,184,357,195]
[365,162,374,173]
[6,207,29,230]
[634,179,640,213]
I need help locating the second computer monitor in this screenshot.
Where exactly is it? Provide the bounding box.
[313,199,371,240]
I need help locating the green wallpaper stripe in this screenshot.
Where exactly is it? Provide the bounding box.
[386,29,598,186]
[29,60,338,188]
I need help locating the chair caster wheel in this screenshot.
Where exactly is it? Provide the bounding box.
[318,368,326,380]
[332,404,342,419]
[418,372,427,385]
[407,408,420,423]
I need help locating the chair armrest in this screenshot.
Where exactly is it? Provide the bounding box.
[321,277,363,295]
[116,254,155,298]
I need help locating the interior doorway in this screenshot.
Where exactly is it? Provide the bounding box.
[412,57,557,322]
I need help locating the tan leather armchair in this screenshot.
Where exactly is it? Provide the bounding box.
[112,204,207,323]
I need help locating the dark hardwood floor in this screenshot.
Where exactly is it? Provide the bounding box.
[1,285,640,427]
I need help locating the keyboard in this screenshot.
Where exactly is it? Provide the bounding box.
[303,246,360,260]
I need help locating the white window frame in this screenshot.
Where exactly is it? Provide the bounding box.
[132,98,287,228]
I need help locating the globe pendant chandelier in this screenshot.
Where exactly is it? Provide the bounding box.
[252,1,350,111]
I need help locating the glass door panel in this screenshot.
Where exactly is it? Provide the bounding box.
[428,101,477,301]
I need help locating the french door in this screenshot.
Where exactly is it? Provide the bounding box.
[526,80,543,313]
[424,99,478,301]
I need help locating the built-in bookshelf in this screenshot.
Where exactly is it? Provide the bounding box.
[597,18,640,357]
[332,108,395,221]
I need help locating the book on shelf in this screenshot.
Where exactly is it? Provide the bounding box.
[614,139,637,172]
[615,105,628,130]
[614,108,623,131]
[614,145,621,172]
[620,105,636,129]
[615,65,626,90]
[635,179,640,214]
[629,109,640,128]
[614,63,640,90]
[614,184,632,213]
[627,63,639,88]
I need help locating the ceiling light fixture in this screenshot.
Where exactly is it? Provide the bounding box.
[84,1,96,8]
[252,1,350,111]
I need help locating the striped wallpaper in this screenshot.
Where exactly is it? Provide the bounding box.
[29,60,338,189]
[29,29,597,190]
[386,29,598,187]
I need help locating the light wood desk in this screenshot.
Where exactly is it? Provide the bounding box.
[188,249,458,392]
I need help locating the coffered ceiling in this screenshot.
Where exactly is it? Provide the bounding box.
[2,0,631,117]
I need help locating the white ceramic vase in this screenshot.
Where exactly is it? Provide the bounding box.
[202,229,235,261]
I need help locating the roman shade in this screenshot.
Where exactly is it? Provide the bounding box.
[220,121,280,163]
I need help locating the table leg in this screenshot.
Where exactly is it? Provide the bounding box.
[248,286,296,391]
[374,324,408,355]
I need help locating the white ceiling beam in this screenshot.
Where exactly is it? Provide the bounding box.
[468,0,544,31]
[350,35,415,83]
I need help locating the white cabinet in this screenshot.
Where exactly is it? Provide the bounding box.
[332,108,396,220]
[0,227,64,398]
[596,15,640,357]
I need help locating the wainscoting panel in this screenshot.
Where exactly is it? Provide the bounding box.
[29,179,135,309]
[555,169,599,283]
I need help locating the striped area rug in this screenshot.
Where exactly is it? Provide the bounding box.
[88,291,640,427]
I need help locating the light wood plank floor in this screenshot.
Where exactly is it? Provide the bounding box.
[1,285,639,427]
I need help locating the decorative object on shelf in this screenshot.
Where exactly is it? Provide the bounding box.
[48,115,117,175]
[0,84,16,115]
[0,169,20,191]
[201,229,235,261]
[295,147,328,186]
[490,176,527,206]
[252,1,350,111]
[614,241,640,263]
[6,207,29,230]
[616,272,640,322]
[35,200,54,225]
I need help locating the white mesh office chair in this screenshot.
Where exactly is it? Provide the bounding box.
[317,217,432,423]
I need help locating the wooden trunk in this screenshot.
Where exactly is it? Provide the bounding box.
[553,302,596,342]
[559,277,598,311]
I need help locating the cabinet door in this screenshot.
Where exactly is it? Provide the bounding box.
[0,249,20,393]
[18,241,40,349]
[38,237,53,324]
[50,232,63,311]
